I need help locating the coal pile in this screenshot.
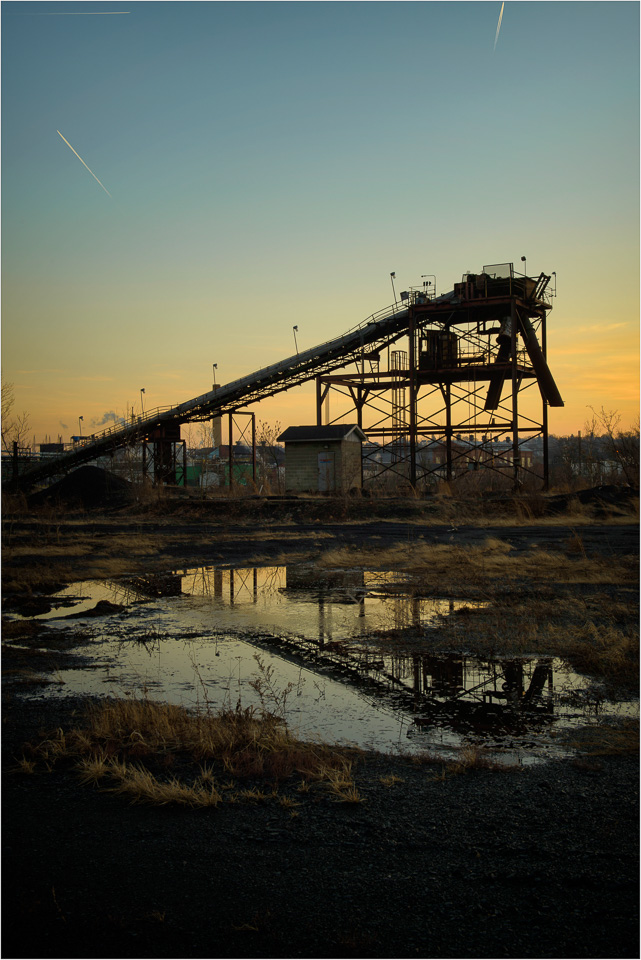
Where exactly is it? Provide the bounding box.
[28,465,134,509]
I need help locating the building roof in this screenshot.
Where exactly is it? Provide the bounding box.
[278,424,367,443]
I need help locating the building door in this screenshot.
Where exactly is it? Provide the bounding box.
[318,452,335,492]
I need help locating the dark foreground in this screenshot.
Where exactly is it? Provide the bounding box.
[3,695,638,960]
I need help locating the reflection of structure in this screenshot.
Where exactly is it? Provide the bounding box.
[279,565,557,735]
[403,655,555,735]
[154,562,558,741]
[179,566,285,604]
[123,574,184,598]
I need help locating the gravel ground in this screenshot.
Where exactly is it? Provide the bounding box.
[3,496,638,958]
[2,694,638,960]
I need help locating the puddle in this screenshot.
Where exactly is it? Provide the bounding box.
[8,565,637,764]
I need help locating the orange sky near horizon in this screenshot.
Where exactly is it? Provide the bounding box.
[2,2,639,446]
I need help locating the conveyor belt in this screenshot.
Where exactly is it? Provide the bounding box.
[10,297,420,488]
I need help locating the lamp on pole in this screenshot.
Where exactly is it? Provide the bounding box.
[140,387,145,416]
[390,271,397,302]
[78,415,84,437]
[293,326,299,354]
[212,363,218,390]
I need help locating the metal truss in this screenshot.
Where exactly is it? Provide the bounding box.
[11,263,562,492]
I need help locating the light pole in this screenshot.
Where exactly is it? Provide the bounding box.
[390,271,397,302]
[293,326,299,354]
[212,363,218,390]
[140,387,145,416]
[78,415,84,437]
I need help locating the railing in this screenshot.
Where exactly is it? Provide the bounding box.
[16,298,415,474]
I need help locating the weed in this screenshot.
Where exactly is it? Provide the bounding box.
[563,719,639,756]
[379,774,405,787]
[75,755,109,785]
[142,910,166,924]
[51,886,66,923]
[14,757,36,775]
[317,538,636,588]
[329,783,364,803]
[23,695,363,808]
[430,766,450,782]
[237,787,270,803]
[248,653,305,719]
[447,744,518,773]
[107,762,223,806]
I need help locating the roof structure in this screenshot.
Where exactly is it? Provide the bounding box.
[278,424,367,443]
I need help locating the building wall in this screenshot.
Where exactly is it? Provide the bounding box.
[340,439,362,490]
[284,439,362,493]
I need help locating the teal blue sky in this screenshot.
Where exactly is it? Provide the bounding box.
[2,1,639,439]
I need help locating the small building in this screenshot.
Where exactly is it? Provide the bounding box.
[277,425,367,493]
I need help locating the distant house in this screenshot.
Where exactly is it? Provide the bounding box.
[278,425,367,493]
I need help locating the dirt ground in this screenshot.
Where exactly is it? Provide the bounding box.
[2,489,639,959]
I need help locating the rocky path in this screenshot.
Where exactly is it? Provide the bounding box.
[3,696,638,959]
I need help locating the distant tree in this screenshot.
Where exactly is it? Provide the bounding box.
[588,407,640,487]
[1,379,31,453]
[256,420,284,493]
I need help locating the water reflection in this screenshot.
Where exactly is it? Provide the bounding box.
[12,563,636,761]
[174,564,484,643]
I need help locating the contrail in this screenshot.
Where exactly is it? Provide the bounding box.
[11,11,130,14]
[493,1,505,52]
[56,130,112,197]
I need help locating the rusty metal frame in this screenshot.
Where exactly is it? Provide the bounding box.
[142,438,187,486]
[316,279,558,491]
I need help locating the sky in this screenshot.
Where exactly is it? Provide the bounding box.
[2,0,639,444]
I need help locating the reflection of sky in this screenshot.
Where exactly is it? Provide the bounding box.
[14,570,638,764]
[175,566,488,641]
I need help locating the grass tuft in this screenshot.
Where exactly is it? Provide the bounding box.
[21,695,365,808]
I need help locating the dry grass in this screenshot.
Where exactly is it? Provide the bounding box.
[411,594,639,690]
[429,745,519,780]
[379,774,405,787]
[106,762,223,807]
[561,719,639,757]
[20,696,363,808]
[316,538,636,588]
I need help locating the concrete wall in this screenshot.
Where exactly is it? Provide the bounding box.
[284,439,362,493]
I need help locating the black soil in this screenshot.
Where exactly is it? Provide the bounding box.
[2,693,638,960]
[27,466,134,509]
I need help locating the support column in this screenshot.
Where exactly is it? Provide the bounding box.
[251,413,256,485]
[408,311,417,487]
[228,413,234,491]
[542,312,549,491]
[445,382,452,482]
[511,300,520,491]
[12,440,18,490]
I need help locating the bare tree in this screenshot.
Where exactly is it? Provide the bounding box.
[1,379,31,453]
[256,420,284,493]
[588,406,640,487]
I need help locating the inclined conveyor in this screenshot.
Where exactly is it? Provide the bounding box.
[8,267,562,491]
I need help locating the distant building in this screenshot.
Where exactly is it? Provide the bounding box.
[278,425,367,493]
